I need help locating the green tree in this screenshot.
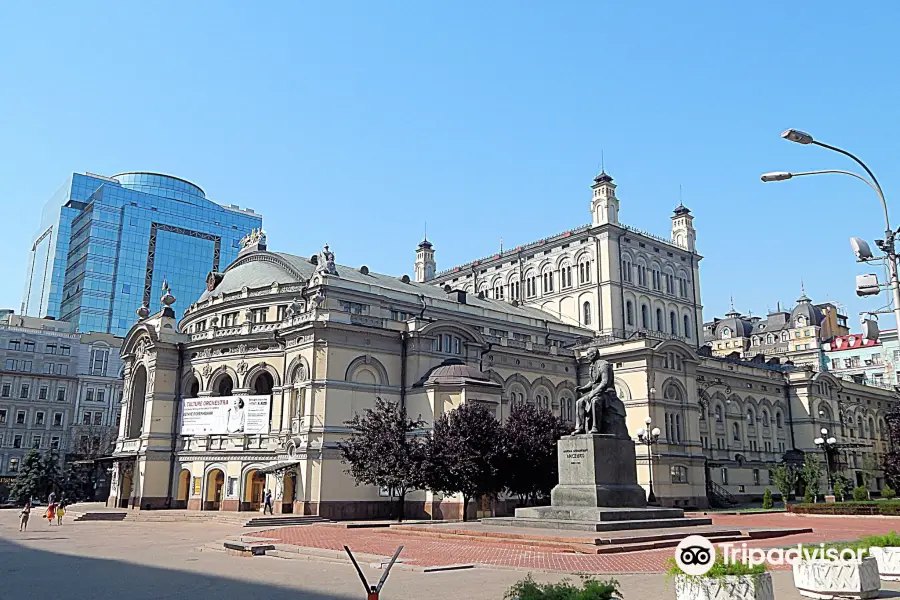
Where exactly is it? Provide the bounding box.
[762,488,773,509]
[337,397,426,522]
[833,473,852,502]
[882,484,896,500]
[424,402,503,522]
[9,449,62,504]
[501,402,566,506]
[852,485,869,501]
[771,463,800,507]
[801,453,823,502]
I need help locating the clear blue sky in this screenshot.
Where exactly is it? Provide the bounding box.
[2,1,899,330]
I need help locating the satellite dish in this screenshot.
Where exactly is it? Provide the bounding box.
[850,237,874,260]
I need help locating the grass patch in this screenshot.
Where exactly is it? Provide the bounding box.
[503,574,620,600]
[666,555,767,581]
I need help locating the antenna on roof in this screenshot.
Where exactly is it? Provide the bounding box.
[500,237,503,254]
[423,220,427,241]
[601,150,605,172]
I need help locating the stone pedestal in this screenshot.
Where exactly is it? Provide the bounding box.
[482,433,705,531]
[549,434,647,508]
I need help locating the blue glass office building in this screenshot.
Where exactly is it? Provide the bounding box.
[22,172,262,336]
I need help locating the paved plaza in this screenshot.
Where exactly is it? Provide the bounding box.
[2,509,900,599]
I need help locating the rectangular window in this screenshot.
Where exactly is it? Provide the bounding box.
[53,412,63,426]
[4,359,15,370]
[13,434,23,448]
[35,411,44,426]
[46,344,57,355]
[96,389,105,403]
[251,308,268,323]
[277,305,287,321]
[221,312,239,327]
[115,411,121,428]
[86,389,94,402]
[9,457,19,472]
[8,340,20,351]
[16,410,26,424]
[43,363,53,374]
[1,384,9,397]
[194,320,207,332]
[670,465,688,483]
[20,360,32,372]
[24,341,35,352]
[31,435,42,449]
[61,346,70,356]
[721,467,729,485]
[83,411,91,425]
[90,348,109,376]
[753,469,760,486]
[19,384,29,399]
[50,436,60,450]
[39,386,47,400]
[0,409,5,423]
[58,364,68,375]
[57,388,66,401]
[93,411,103,426]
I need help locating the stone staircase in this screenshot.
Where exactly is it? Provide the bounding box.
[66,503,330,527]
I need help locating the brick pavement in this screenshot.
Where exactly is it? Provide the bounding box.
[253,513,900,574]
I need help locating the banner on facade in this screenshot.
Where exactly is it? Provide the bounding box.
[180,395,271,435]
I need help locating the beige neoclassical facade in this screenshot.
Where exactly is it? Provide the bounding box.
[109,174,897,517]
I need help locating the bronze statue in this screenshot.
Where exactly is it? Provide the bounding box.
[572,348,629,438]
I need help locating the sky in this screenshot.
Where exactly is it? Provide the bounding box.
[1,1,899,331]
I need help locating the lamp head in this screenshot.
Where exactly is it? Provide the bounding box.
[821,427,828,436]
[827,437,836,445]
[782,128,814,144]
[645,417,652,426]
[814,437,824,445]
[636,427,645,439]
[651,427,661,437]
[760,171,793,182]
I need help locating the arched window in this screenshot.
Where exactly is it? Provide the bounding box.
[641,305,649,329]
[621,258,633,283]
[652,267,661,290]
[715,405,723,422]
[762,409,770,427]
[781,331,789,342]
[747,408,755,425]
[856,416,864,438]
[493,281,504,300]
[722,327,732,339]
[251,371,274,395]
[656,308,664,332]
[683,314,691,339]
[868,417,876,439]
[217,374,234,397]
[583,302,592,326]
[775,411,783,428]
[541,269,554,294]
[626,301,634,326]
[766,334,775,344]
[185,373,200,398]
[675,414,681,442]
[670,311,677,335]
[579,259,592,284]
[732,422,740,441]
[127,365,148,439]
[752,336,760,346]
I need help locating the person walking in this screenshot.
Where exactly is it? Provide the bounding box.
[263,490,273,515]
[56,501,66,525]
[46,502,56,526]
[19,502,31,532]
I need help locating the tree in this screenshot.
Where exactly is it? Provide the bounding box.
[63,424,118,502]
[885,408,900,488]
[762,488,773,509]
[860,454,878,500]
[882,484,896,500]
[833,473,852,502]
[501,403,566,506]
[9,449,62,504]
[801,453,823,502]
[337,397,426,522]
[771,463,800,507]
[424,402,503,522]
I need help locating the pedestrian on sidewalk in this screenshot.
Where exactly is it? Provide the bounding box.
[46,502,56,525]
[19,502,31,532]
[263,490,273,515]
[56,501,66,525]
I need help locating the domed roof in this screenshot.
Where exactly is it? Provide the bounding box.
[198,257,301,302]
[791,293,824,327]
[714,310,753,339]
[426,359,490,384]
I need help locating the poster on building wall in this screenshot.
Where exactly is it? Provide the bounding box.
[180,395,271,435]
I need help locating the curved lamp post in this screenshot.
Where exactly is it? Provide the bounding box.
[636,417,661,504]
[814,426,838,496]
[761,129,900,334]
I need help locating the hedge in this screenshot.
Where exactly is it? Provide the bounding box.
[788,501,900,516]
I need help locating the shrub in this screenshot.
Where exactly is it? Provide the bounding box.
[504,574,620,600]
[861,530,900,548]
[762,488,774,509]
[882,485,897,500]
[803,487,814,504]
[788,501,900,516]
[667,555,767,580]
[852,486,869,502]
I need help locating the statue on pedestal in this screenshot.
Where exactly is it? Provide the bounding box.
[572,348,629,438]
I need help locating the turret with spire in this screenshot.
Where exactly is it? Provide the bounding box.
[414,233,436,283]
[590,167,619,226]
[671,192,696,252]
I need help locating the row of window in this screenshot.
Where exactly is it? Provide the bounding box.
[7,340,72,355]
[701,435,786,455]
[433,334,463,355]
[1,383,67,401]
[621,259,691,298]
[496,261,593,301]
[0,408,65,427]
[708,405,784,428]
[3,359,71,375]
[0,433,63,452]
[625,301,692,339]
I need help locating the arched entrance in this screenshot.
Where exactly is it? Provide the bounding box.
[184,373,200,398]
[127,365,148,439]
[205,469,225,510]
[213,373,234,396]
[176,469,191,509]
[244,469,266,511]
[251,371,275,395]
[282,471,296,514]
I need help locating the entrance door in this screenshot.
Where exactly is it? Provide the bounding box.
[250,473,265,511]
[213,475,224,510]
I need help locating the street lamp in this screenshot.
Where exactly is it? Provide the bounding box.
[636,417,661,504]
[761,129,900,336]
[814,427,839,496]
